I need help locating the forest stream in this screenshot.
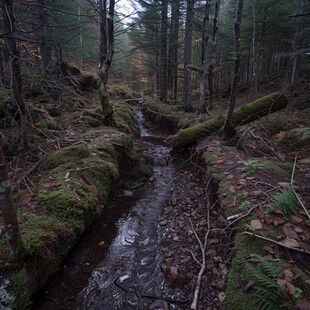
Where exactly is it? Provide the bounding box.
[31,106,192,309]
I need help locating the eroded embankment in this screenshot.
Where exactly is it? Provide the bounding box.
[143,99,310,310]
[0,102,151,310]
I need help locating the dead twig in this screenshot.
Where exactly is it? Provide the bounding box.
[187,178,211,310]
[226,199,268,229]
[243,231,310,255]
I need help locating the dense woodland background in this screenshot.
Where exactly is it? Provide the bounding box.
[1,0,309,145]
[0,1,310,309]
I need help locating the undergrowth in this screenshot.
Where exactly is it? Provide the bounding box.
[245,254,302,310]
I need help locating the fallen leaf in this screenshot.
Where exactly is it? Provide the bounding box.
[282,237,300,248]
[218,292,225,302]
[173,236,180,241]
[229,185,236,193]
[286,282,296,295]
[283,223,299,239]
[278,182,290,187]
[98,240,105,246]
[284,269,294,282]
[277,279,286,287]
[273,218,285,227]
[245,280,256,291]
[251,219,263,230]
[251,190,261,196]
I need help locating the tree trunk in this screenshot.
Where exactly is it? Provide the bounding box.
[0,50,4,86]
[0,148,21,256]
[173,92,288,148]
[159,0,168,102]
[168,0,180,101]
[223,0,244,137]
[183,0,194,112]
[199,0,211,113]
[207,0,221,112]
[3,0,28,149]
[37,0,55,94]
[98,0,115,121]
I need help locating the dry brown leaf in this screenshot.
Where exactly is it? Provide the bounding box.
[283,223,299,239]
[284,269,294,282]
[286,282,296,295]
[277,279,286,287]
[251,190,261,196]
[251,219,263,230]
[98,240,105,246]
[282,237,300,248]
[229,185,236,193]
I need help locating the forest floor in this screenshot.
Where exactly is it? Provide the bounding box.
[0,73,309,309]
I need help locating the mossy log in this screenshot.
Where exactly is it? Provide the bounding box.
[173,92,288,148]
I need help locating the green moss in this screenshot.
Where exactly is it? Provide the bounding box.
[113,102,138,135]
[37,94,54,104]
[0,87,10,101]
[11,267,32,310]
[277,127,310,149]
[111,85,138,99]
[242,159,289,176]
[18,213,73,259]
[82,128,122,139]
[42,144,91,170]
[225,221,266,310]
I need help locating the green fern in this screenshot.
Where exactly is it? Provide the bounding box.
[245,255,292,310]
[267,186,298,216]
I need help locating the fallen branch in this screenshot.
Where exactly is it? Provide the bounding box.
[171,92,288,148]
[188,179,211,310]
[242,231,310,255]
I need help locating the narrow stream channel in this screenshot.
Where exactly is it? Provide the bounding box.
[78,107,175,309]
[32,106,185,309]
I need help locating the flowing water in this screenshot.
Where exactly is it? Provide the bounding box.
[32,105,186,309]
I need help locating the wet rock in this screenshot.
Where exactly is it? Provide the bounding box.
[123,190,134,197]
[148,299,169,310]
[159,220,168,226]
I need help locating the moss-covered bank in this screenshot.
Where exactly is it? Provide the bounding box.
[0,100,150,309]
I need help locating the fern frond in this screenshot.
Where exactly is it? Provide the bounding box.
[245,255,294,310]
[268,186,298,216]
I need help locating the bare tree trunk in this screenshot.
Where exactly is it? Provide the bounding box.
[183,0,194,112]
[251,0,258,96]
[199,0,211,113]
[168,0,180,101]
[207,0,221,112]
[37,0,55,94]
[3,0,28,149]
[159,0,168,102]
[0,50,5,86]
[223,0,244,137]
[0,147,21,256]
[98,0,115,121]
